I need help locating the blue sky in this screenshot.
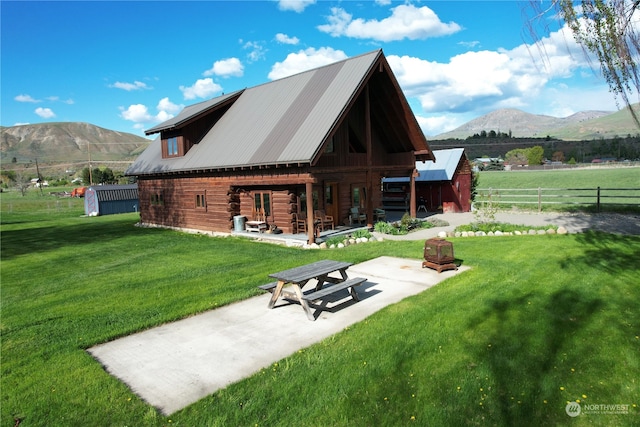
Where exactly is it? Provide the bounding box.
[1,0,630,138]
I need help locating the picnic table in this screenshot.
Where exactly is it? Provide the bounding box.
[261,260,367,321]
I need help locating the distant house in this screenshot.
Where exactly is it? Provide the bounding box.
[84,184,139,216]
[383,148,472,213]
[125,50,434,242]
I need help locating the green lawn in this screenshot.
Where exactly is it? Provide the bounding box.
[476,166,640,212]
[478,166,640,189]
[1,190,639,426]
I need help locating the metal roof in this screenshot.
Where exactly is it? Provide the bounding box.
[127,50,424,176]
[86,184,139,201]
[384,148,465,183]
[145,90,244,134]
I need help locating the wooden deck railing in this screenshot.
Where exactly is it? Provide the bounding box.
[475,187,640,212]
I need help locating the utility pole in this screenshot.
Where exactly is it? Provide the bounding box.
[88,141,93,185]
[35,158,44,196]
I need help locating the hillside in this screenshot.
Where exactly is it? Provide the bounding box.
[432,105,639,140]
[0,122,151,164]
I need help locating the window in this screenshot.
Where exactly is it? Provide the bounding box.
[324,136,335,153]
[167,137,179,156]
[352,185,366,208]
[298,189,319,213]
[150,192,164,206]
[195,192,206,209]
[253,192,271,219]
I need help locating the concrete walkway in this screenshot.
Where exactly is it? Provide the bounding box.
[89,257,469,415]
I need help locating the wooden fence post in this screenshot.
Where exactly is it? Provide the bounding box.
[597,186,601,212]
[538,187,542,212]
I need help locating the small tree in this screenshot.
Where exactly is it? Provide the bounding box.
[552,150,566,162]
[505,148,529,165]
[527,146,545,165]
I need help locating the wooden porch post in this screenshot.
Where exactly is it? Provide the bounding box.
[365,84,374,227]
[306,181,315,244]
[410,169,417,217]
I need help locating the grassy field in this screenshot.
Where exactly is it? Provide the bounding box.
[476,166,640,212]
[1,186,639,426]
[477,166,640,189]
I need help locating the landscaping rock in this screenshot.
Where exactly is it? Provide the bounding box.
[557,226,568,235]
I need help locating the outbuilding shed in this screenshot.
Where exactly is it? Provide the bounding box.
[84,184,139,216]
[383,148,472,213]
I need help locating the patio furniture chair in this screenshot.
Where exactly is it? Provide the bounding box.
[374,208,386,222]
[294,212,307,233]
[350,207,366,225]
[253,210,267,222]
[314,210,334,231]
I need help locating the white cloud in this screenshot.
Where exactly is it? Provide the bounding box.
[120,104,153,123]
[385,23,591,117]
[34,107,55,119]
[203,58,244,78]
[179,78,222,100]
[45,96,75,104]
[375,0,391,5]
[120,98,185,127]
[416,114,466,137]
[268,47,347,80]
[275,33,300,45]
[110,81,151,91]
[277,0,315,13]
[382,22,616,136]
[318,4,461,42]
[242,40,266,62]
[15,94,40,103]
[156,97,183,115]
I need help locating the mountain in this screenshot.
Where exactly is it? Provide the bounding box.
[432,105,640,140]
[0,122,151,163]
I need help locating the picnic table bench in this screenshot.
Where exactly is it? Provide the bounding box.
[260,259,367,321]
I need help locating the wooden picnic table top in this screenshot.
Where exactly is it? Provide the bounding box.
[269,259,352,284]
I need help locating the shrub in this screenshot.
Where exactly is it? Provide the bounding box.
[351,229,372,239]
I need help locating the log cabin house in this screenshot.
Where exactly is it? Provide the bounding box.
[125,50,434,243]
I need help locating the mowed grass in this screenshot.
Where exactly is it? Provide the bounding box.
[476,166,640,212]
[1,189,639,426]
[478,166,640,189]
